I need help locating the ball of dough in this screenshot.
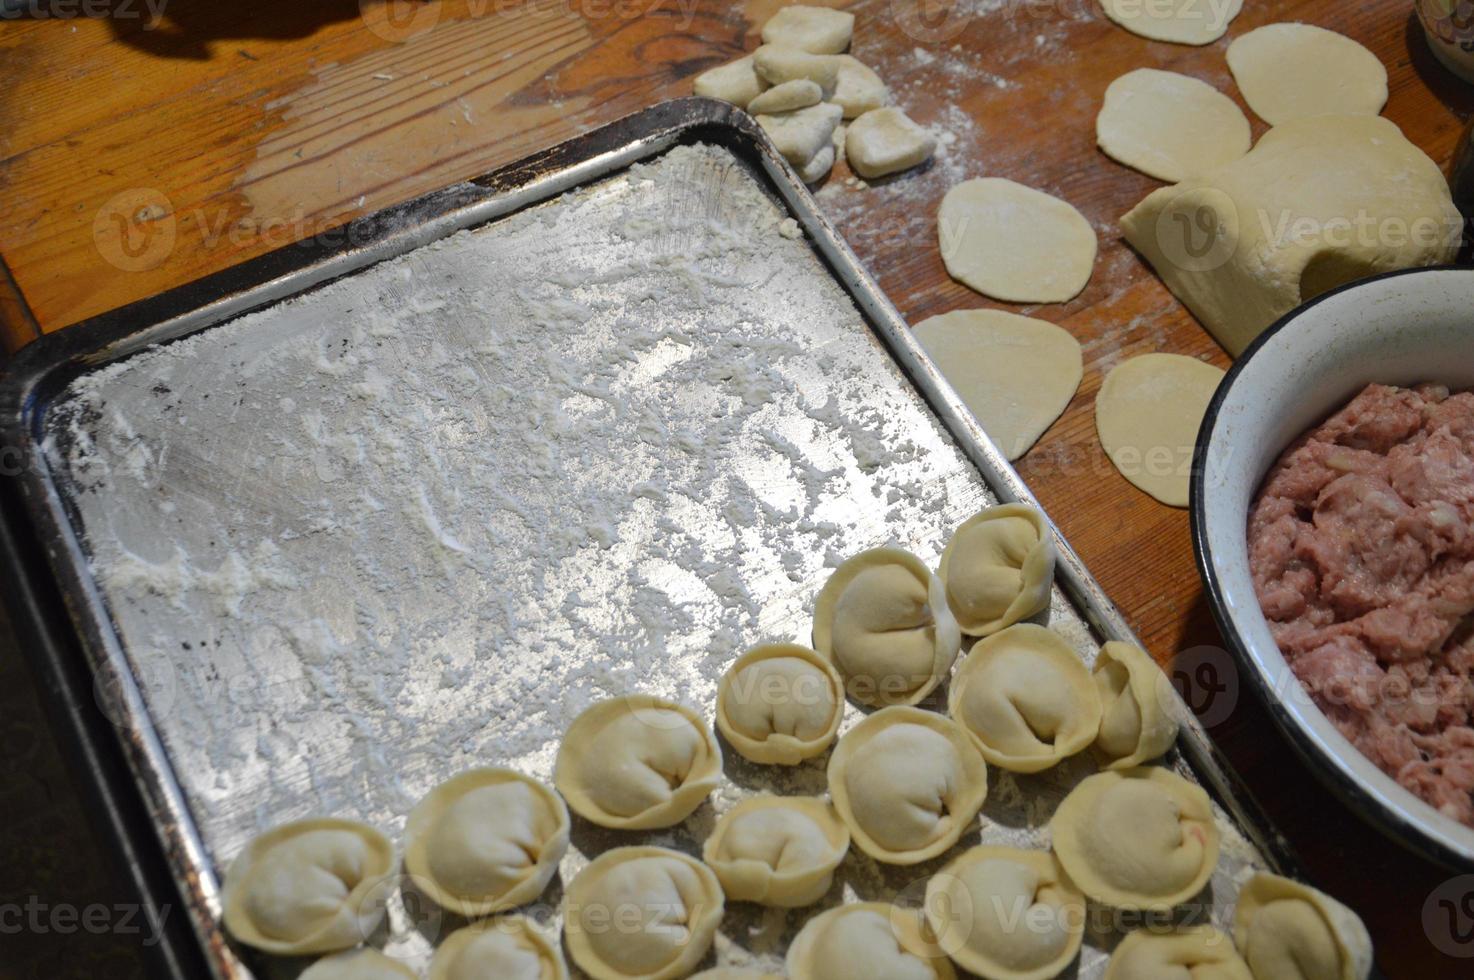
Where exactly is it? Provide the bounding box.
[1050,767,1220,910]
[429,917,569,980]
[827,706,989,864]
[938,178,1097,304]
[760,4,855,54]
[300,949,416,980]
[925,846,1087,980]
[702,796,849,907]
[845,107,936,179]
[716,643,844,765]
[948,623,1103,773]
[554,694,722,830]
[753,44,840,97]
[562,846,725,980]
[812,547,961,707]
[404,768,570,918]
[1093,641,1180,769]
[1233,873,1374,980]
[221,818,397,956]
[939,503,1056,636]
[1096,68,1251,182]
[786,903,957,980]
[1099,0,1243,45]
[1227,24,1388,125]
[1103,926,1251,980]
[833,55,889,119]
[693,55,768,108]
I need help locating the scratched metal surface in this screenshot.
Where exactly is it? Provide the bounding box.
[34,133,1274,979]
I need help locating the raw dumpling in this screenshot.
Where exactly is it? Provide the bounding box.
[761,4,854,54]
[562,846,725,980]
[1093,641,1180,769]
[947,624,1102,773]
[691,971,783,980]
[812,547,961,707]
[554,695,722,830]
[827,706,988,864]
[1050,767,1220,910]
[430,916,569,980]
[1233,873,1374,980]
[404,768,570,917]
[716,643,844,765]
[1103,926,1251,980]
[222,818,397,956]
[788,903,956,980]
[301,949,416,979]
[938,504,1055,636]
[702,796,849,907]
[925,846,1086,980]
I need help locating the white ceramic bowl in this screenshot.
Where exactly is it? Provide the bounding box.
[1192,266,1474,869]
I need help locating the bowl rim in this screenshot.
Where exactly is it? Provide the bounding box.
[1190,263,1474,872]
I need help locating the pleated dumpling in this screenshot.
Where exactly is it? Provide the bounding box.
[1093,641,1180,769]
[702,796,849,907]
[938,504,1055,636]
[1103,926,1251,980]
[562,846,725,980]
[221,818,396,956]
[554,695,722,829]
[690,971,783,979]
[1233,873,1374,980]
[947,623,1102,773]
[925,846,1086,980]
[300,949,416,979]
[827,706,988,865]
[786,903,957,980]
[716,643,844,765]
[430,916,569,980]
[1050,767,1220,910]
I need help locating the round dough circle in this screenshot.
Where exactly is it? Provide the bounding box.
[701,796,850,907]
[912,310,1083,460]
[716,643,844,765]
[938,503,1056,636]
[1103,926,1252,980]
[429,916,569,980]
[786,903,957,980]
[1099,0,1243,45]
[1094,353,1225,508]
[1096,69,1251,182]
[938,179,1098,304]
[1227,23,1388,125]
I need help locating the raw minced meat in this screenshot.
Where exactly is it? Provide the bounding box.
[1248,382,1474,825]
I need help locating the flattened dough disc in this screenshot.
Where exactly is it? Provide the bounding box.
[1100,0,1242,45]
[1227,23,1388,124]
[1096,69,1251,181]
[913,310,1083,460]
[938,178,1098,304]
[1095,353,1225,507]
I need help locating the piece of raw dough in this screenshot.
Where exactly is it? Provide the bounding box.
[846,107,936,179]
[1094,353,1224,508]
[301,949,416,980]
[1097,68,1251,181]
[430,917,569,980]
[753,44,840,97]
[1120,115,1460,355]
[1233,873,1374,980]
[912,309,1082,460]
[694,54,768,107]
[761,4,854,54]
[833,55,889,118]
[748,78,823,114]
[1099,0,1243,45]
[798,143,836,184]
[757,102,844,165]
[1228,24,1388,125]
[938,178,1097,303]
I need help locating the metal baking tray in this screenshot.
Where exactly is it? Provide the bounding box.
[0,98,1297,979]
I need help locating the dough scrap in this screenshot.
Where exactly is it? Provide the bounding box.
[757,102,844,165]
[404,768,570,918]
[1103,926,1252,980]
[221,818,397,956]
[912,310,1082,461]
[833,55,889,118]
[1099,0,1243,45]
[702,796,849,907]
[938,503,1056,636]
[716,642,844,765]
[845,107,936,179]
[1094,353,1224,508]
[938,178,1097,304]
[1096,68,1251,182]
[748,78,823,114]
[798,143,837,184]
[760,4,855,54]
[430,916,569,980]
[1233,873,1374,980]
[753,44,840,97]
[1228,23,1388,125]
[553,694,722,830]
[786,903,957,980]
[1093,641,1180,769]
[694,54,768,107]
[301,949,416,980]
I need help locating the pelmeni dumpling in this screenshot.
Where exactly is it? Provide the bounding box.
[430,916,569,980]
[938,504,1055,636]
[691,971,783,980]
[925,846,1086,980]
[716,643,844,765]
[702,796,849,907]
[554,695,722,829]
[787,903,957,980]
[1093,641,1180,769]
[813,548,961,707]
[563,846,725,980]
[1103,926,1251,980]
[827,706,988,864]
[1050,767,1219,910]
[947,623,1102,773]
[300,949,416,979]
[1233,873,1374,980]
[404,768,570,917]
[222,818,396,956]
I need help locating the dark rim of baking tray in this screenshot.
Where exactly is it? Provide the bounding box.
[1191,263,1474,873]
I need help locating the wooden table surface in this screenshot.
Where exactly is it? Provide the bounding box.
[3,0,1472,975]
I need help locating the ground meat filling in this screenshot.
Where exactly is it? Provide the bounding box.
[1248,382,1474,826]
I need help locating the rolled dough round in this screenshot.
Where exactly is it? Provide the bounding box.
[938,178,1097,304]
[912,310,1083,460]
[1099,0,1242,45]
[1095,353,1225,507]
[1096,69,1251,182]
[1227,23,1388,125]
